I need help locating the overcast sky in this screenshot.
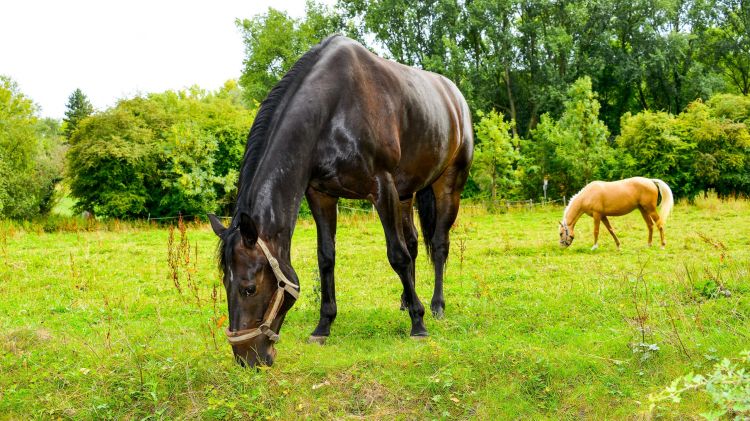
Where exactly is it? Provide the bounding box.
[1,0,335,119]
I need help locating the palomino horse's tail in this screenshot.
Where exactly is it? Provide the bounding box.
[653,179,674,224]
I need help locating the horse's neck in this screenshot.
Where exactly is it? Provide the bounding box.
[563,197,583,227]
[246,142,313,256]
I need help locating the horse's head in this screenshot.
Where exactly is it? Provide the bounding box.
[208,213,298,368]
[559,221,574,248]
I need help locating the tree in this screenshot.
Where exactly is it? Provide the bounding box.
[237,2,345,105]
[0,76,64,219]
[471,110,520,208]
[520,77,613,199]
[63,88,94,141]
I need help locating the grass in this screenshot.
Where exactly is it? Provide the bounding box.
[1,196,749,419]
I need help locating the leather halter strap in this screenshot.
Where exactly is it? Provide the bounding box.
[225,238,299,345]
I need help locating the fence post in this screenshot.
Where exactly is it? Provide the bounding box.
[563,196,566,206]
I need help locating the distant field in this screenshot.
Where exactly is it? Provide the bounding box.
[1,197,748,419]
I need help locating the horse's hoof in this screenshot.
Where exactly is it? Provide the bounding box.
[308,335,327,345]
[410,332,429,340]
[431,307,444,319]
[591,244,599,251]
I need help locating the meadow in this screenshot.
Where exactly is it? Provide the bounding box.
[1,197,748,419]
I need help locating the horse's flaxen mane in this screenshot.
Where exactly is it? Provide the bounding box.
[219,35,341,272]
[562,187,585,224]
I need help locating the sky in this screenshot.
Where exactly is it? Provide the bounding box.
[0,0,334,120]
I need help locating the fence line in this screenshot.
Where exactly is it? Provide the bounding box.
[145,196,567,222]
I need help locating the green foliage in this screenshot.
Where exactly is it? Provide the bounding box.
[332,0,741,136]
[471,109,520,208]
[62,88,94,141]
[616,110,698,198]
[649,351,750,419]
[236,3,345,105]
[520,77,612,199]
[674,100,750,197]
[616,93,750,200]
[66,83,255,218]
[0,76,64,219]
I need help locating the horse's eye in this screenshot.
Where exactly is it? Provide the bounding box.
[241,285,257,297]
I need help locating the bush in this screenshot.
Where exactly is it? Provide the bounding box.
[66,83,255,219]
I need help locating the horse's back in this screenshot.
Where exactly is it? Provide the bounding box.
[581,177,658,215]
[301,36,472,197]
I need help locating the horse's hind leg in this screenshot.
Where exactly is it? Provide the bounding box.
[373,173,427,337]
[400,197,418,311]
[421,164,470,319]
[601,216,620,249]
[647,209,666,248]
[638,207,655,247]
[307,188,339,343]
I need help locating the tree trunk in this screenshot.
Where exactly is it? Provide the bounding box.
[503,68,519,138]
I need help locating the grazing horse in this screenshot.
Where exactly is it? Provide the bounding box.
[207,35,473,367]
[558,177,674,250]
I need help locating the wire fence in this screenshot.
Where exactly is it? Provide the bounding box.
[145,196,569,222]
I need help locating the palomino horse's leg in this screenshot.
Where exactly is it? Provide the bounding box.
[307,188,339,344]
[638,208,655,247]
[591,213,602,250]
[647,210,666,248]
[400,197,418,311]
[373,173,427,337]
[601,216,620,249]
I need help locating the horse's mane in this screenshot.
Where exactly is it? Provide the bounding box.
[219,35,341,272]
[234,35,340,217]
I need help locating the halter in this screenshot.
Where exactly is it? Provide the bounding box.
[560,221,574,244]
[225,237,300,345]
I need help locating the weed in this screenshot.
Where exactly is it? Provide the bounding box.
[649,350,750,419]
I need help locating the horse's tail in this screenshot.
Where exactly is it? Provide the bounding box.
[415,186,437,262]
[653,179,674,224]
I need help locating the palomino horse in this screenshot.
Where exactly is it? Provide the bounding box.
[559,177,674,250]
[207,35,473,367]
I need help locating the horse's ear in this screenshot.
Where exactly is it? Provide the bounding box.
[239,212,258,248]
[207,213,226,237]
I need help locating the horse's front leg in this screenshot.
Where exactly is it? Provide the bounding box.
[307,188,339,344]
[591,213,602,250]
[400,197,418,311]
[601,216,620,249]
[373,173,427,337]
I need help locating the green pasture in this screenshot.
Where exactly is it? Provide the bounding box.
[1,198,749,419]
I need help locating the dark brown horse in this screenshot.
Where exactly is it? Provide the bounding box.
[207,35,473,367]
